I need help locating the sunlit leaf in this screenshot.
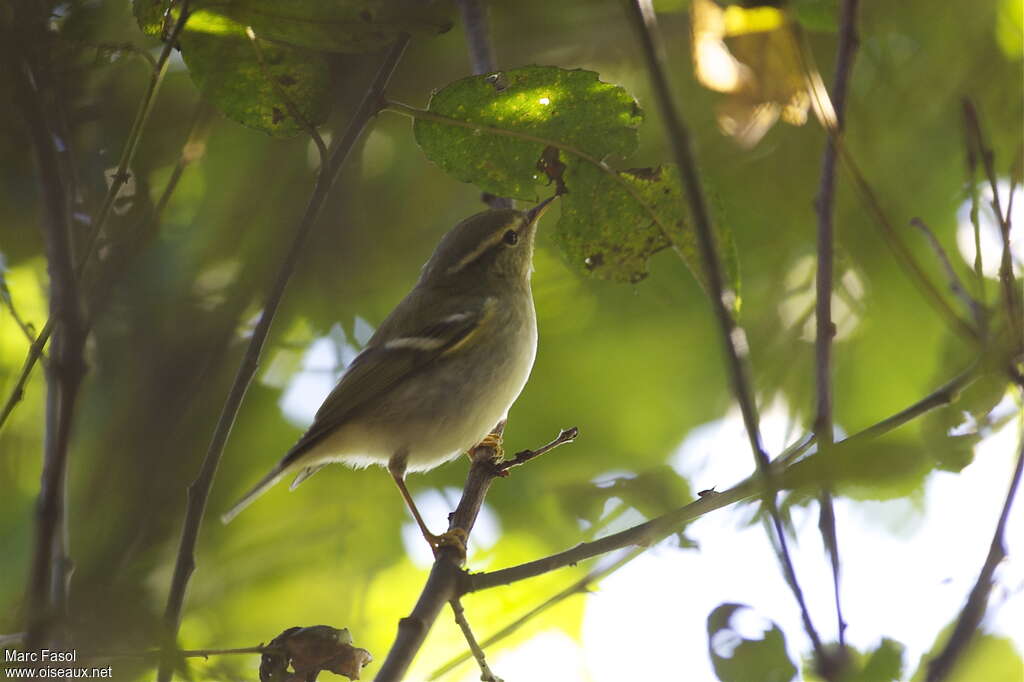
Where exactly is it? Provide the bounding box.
[913,630,1024,682]
[413,66,643,200]
[707,603,797,682]
[133,0,452,51]
[690,0,835,147]
[181,19,331,137]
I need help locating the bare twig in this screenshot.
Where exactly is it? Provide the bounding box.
[0,285,47,363]
[813,0,860,650]
[12,13,87,647]
[449,598,503,682]
[925,423,1024,682]
[622,0,830,672]
[497,427,578,471]
[910,217,984,328]
[431,550,640,680]
[962,110,988,304]
[962,100,1022,349]
[157,38,409,682]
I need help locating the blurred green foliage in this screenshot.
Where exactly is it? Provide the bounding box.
[0,0,1021,680]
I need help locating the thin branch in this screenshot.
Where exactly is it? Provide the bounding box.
[374,442,503,682]
[497,426,577,471]
[962,100,1022,349]
[13,14,87,648]
[83,101,214,329]
[813,0,859,650]
[0,0,192,433]
[622,0,830,672]
[0,319,54,434]
[910,217,984,328]
[925,422,1024,682]
[157,38,409,682]
[467,361,977,592]
[457,0,513,210]
[375,428,575,682]
[0,286,47,363]
[449,598,503,682]
[962,110,988,305]
[78,0,192,272]
[431,550,640,680]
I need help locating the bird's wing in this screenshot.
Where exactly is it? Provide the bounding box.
[282,292,493,465]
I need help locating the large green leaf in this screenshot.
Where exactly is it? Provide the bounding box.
[554,162,740,292]
[180,12,331,138]
[413,66,643,200]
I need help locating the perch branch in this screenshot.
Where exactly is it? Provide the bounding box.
[374,428,575,681]
[622,0,829,672]
[813,0,859,649]
[156,37,409,682]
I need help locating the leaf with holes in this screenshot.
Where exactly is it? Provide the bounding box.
[180,13,331,137]
[413,66,643,200]
[553,162,740,297]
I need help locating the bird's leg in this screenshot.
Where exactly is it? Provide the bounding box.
[387,454,466,555]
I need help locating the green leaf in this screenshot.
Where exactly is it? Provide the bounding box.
[134,0,452,51]
[913,630,1024,682]
[413,66,643,200]
[180,14,331,137]
[132,0,332,137]
[857,638,906,682]
[783,436,932,500]
[707,603,797,682]
[554,162,740,295]
[197,0,453,53]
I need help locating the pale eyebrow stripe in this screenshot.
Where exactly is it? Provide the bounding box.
[445,221,519,275]
[384,337,448,351]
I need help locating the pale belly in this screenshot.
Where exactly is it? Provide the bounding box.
[299,306,537,473]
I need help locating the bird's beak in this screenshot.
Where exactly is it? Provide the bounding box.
[525,194,557,226]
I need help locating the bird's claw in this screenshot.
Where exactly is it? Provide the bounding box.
[430,528,468,558]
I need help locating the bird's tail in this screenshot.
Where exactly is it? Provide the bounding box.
[221,464,287,524]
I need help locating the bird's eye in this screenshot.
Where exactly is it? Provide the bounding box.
[503,229,519,246]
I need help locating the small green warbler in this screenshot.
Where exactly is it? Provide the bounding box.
[222,197,555,548]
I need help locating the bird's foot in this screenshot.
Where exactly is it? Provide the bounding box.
[474,431,505,460]
[428,528,468,558]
